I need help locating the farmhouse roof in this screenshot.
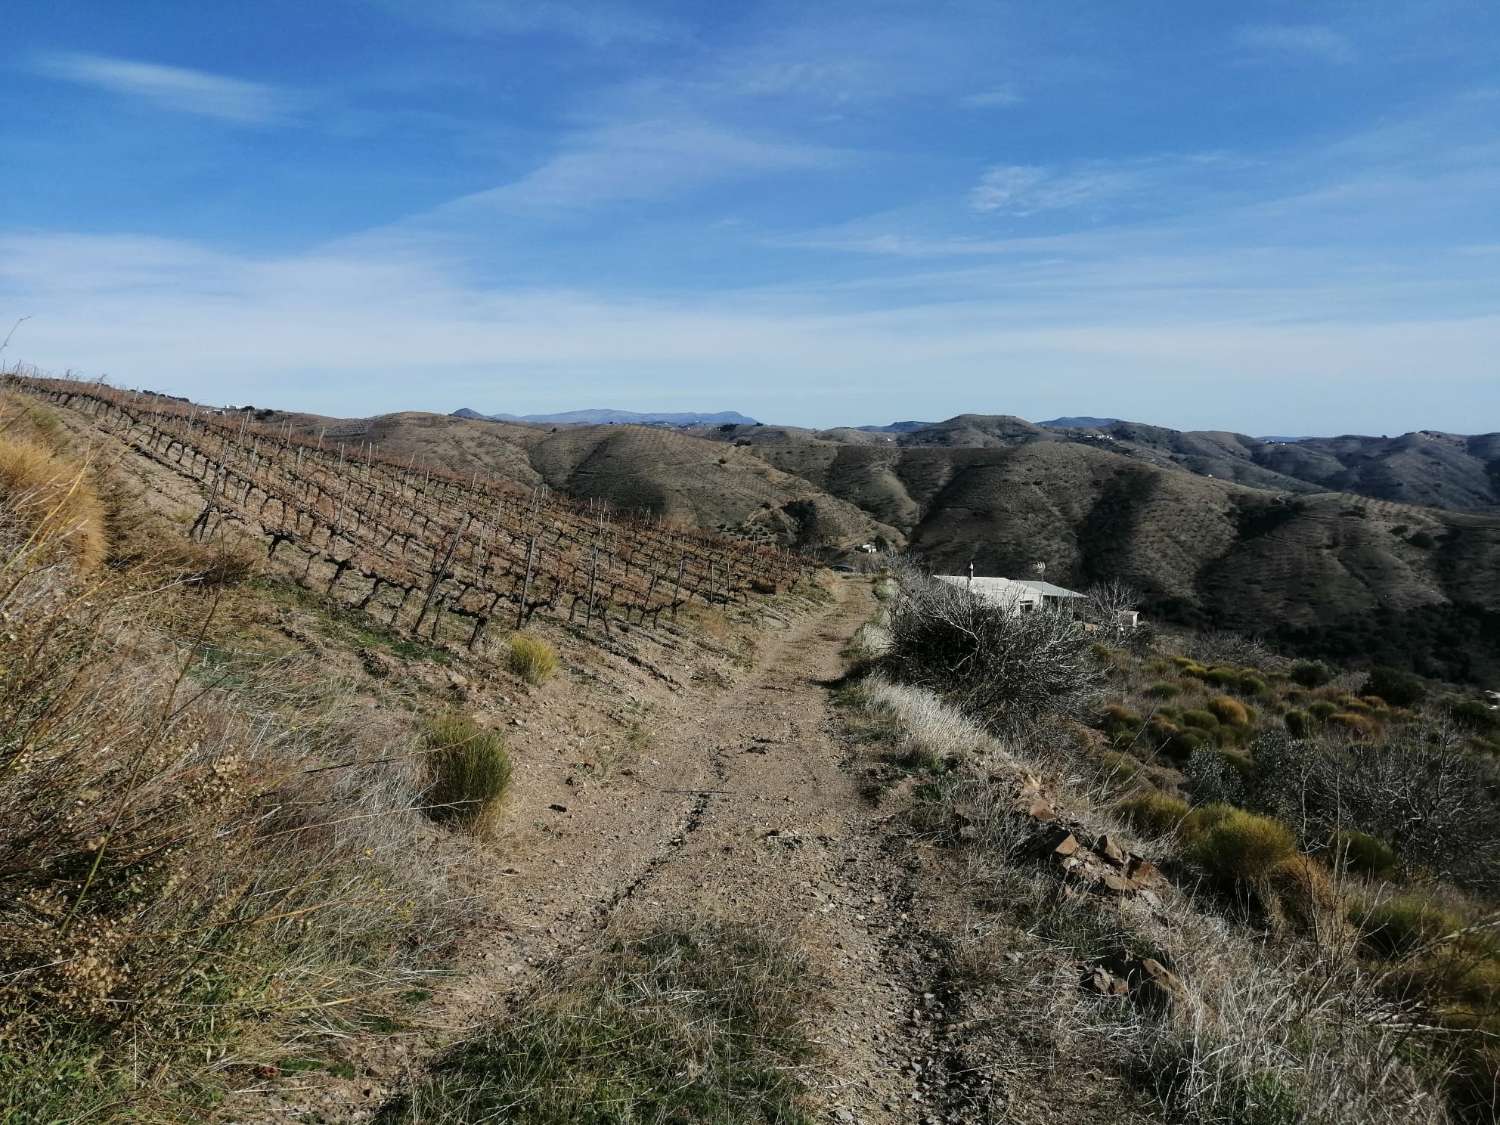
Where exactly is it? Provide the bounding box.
[1013,580,1086,599]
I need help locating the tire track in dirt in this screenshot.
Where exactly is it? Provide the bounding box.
[232,577,931,1123]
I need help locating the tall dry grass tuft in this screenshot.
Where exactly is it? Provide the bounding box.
[423,714,513,829]
[0,510,475,1117]
[507,632,559,685]
[0,436,106,569]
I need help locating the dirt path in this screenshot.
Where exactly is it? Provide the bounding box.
[233,576,949,1123]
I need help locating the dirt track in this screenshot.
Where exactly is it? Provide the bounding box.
[234,576,957,1124]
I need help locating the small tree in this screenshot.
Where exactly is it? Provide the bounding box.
[1085,578,1141,644]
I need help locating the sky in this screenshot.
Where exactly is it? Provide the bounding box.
[3,1,1499,434]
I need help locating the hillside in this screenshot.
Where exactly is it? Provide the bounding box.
[456,407,759,427]
[686,423,1500,680]
[108,397,1500,679]
[252,408,902,552]
[695,414,1500,511]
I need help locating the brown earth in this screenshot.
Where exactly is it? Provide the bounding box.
[225,575,971,1124]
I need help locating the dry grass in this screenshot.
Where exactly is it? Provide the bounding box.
[0,435,106,569]
[859,675,1004,769]
[380,920,818,1124]
[0,502,474,1116]
[507,631,560,685]
[423,713,513,829]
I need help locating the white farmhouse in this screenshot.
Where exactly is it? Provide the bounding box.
[934,574,1087,615]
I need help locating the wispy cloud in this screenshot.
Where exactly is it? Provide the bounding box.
[960,86,1022,109]
[379,0,682,46]
[969,163,1146,216]
[4,229,1497,433]
[430,118,841,215]
[34,52,294,124]
[1235,24,1355,64]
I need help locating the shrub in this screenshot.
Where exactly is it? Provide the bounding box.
[1146,681,1182,699]
[1096,750,1143,785]
[1327,711,1378,739]
[1307,700,1339,721]
[507,632,559,685]
[1448,697,1500,733]
[424,715,512,827]
[1235,673,1270,698]
[1208,695,1250,727]
[1354,896,1463,958]
[1204,667,1240,689]
[1283,709,1310,738]
[1360,666,1425,708]
[1331,830,1398,878]
[1266,854,1339,934]
[883,575,1100,732]
[1187,807,1297,884]
[1180,708,1220,732]
[1181,801,1237,840]
[1213,747,1254,780]
[1165,729,1206,760]
[1119,790,1189,836]
[1290,660,1333,688]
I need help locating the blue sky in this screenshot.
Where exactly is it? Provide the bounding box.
[3,1,1498,433]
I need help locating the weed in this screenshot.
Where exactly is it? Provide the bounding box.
[423,714,513,828]
[507,632,559,685]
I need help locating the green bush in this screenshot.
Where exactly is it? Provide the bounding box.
[1180,708,1220,732]
[1331,831,1398,878]
[1307,699,1339,721]
[508,632,559,685]
[1102,704,1143,739]
[424,714,513,827]
[1283,709,1310,738]
[1448,697,1500,733]
[1235,673,1269,698]
[1186,807,1297,884]
[1204,667,1240,689]
[1360,666,1425,708]
[1165,729,1206,760]
[1146,681,1182,700]
[1354,896,1463,958]
[1290,660,1333,688]
[1118,790,1190,836]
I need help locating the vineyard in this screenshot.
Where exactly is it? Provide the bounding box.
[6,374,811,650]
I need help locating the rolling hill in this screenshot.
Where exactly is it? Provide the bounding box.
[228,405,1500,680]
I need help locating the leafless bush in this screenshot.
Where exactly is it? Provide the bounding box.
[1244,730,1500,893]
[1183,629,1278,670]
[883,571,1102,733]
[1086,578,1142,644]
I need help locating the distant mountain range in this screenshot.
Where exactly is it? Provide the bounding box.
[453,407,758,427]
